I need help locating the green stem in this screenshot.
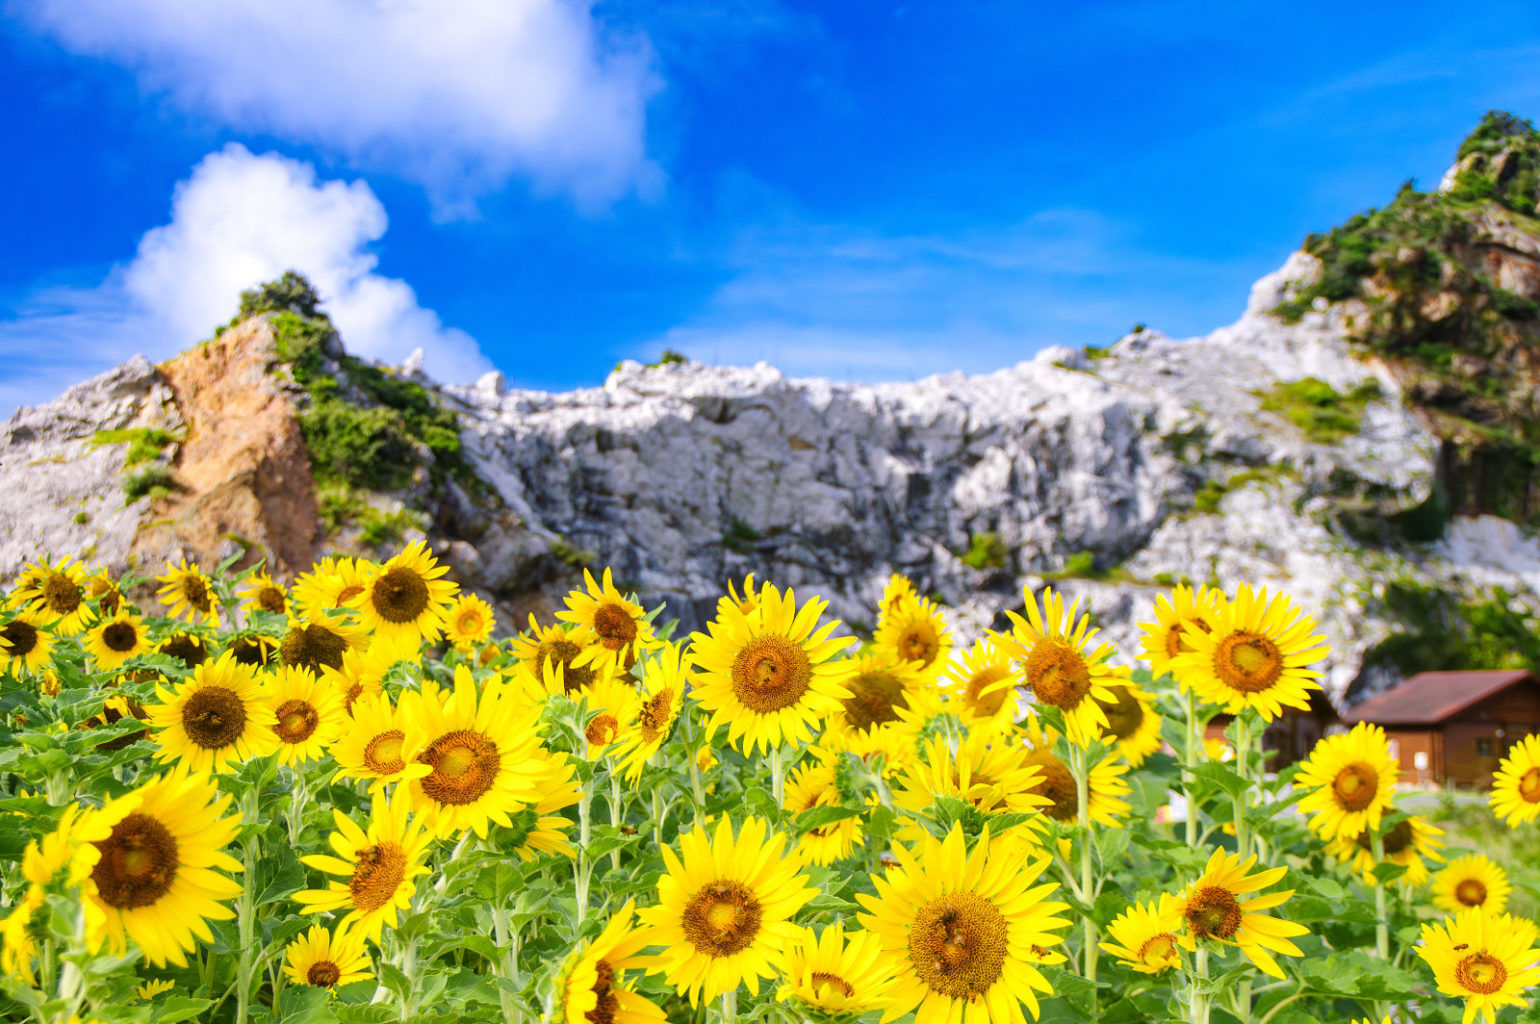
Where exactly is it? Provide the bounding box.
[286,766,309,847]
[575,772,594,927]
[1255,985,1306,1024]
[1184,688,1200,850]
[1232,714,1251,860]
[1190,947,1211,1024]
[718,987,738,1024]
[609,768,625,871]
[235,787,260,1024]
[652,785,665,850]
[1235,978,1252,1024]
[770,745,784,810]
[1072,746,1098,998]
[492,906,524,1023]
[1372,830,1389,959]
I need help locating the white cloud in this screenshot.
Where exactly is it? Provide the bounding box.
[0,145,489,417]
[13,0,661,212]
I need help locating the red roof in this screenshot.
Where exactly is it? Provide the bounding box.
[1343,669,1535,726]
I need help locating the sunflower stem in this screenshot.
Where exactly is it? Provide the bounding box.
[1372,829,1389,959]
[609,768,625,870]
[1190,946,1211,1024]
[1231,714,1251,861]
[234,786,260,1024]
[718,987,738,1024]
[491,903,524,1023]
[285,765,309,846]
[652,784,665,850]
[770,745,785,809]
[1183,688,1200,851]
[575,769,594,927]
[1072,744,1099,996]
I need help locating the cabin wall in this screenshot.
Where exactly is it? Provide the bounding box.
[1385,729,1438,786]
[1441,684,1540,788]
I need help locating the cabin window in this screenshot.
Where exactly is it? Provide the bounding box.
[1476,737,1494,756]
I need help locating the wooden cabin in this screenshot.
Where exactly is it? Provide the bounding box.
[1341,669,1540,788]
[1204,689,1340,772]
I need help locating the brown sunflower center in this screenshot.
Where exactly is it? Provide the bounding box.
[349,841,407,913]
[1029,755,1079,821]
[1455,952,1508,994]
[159,633,206,668]
[841,670,909,731]
[336,584,365,605]
[230,635,272,667]
[1165,617,1211,659]
[1331,761,1380,812]
[731,635,812,713]
[1024,639,1092,709]
[258,587,287,614]
[180,576,212,613]
[638,688,675,741]
[544,639,595,693]
[592,603,638,650]
[681,881,763,957]
[964,665,1012,716]
[370,567,430,624]
[586,959,618,1024]
[897,620,940,666]
[1520,768,1540,804]
[275,699,321,744]
[101,621,140,653]
[1213,632,1282,694]
[281,623,348,672]
[1097,685,1144,740]
[91,812,178,909]
[363,730,407,774]
[307,961,342,987]
[181,686,248,749]
[2,619,41,658]
[418,729,500,805]
[43,574,83,614]
[811,971,856,999]
[1356,818,1413,855]
[1138,932,1179,966]
[1184,886,1242,939]
[909,891,1008,999]
[1455,879,1488,907]
[586,714,619,747]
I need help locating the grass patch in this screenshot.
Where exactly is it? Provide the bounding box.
[1040,549,1126,581]
[90,428,180,468]
[1257,377,1383,443]
[959,532,1008,570]
[723,516,761,554]
[73,511,89,525]
[122,465,182,505]
[550,537,597,568]
[358,506,430,549]
[1083,345,1111,360]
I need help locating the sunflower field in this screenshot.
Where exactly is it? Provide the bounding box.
[1,542,1539,1024]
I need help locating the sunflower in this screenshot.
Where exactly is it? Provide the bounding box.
[858,824,1069,1022]
[294,789,433,942]
[401,664,547,839]
[1,607,56,677]
[1171,584,1330,721]
[776,923,892,1016]
[24,802,105,887]
[873,592,952,679]
[1434,854,1512,916]
[577,672,638,759]
[227,632,280,669]
[1175,847,1309,979]
[821,719,918,780]
[236,570,290,618]
[1014,723,1131,828]
[609,642,690,784]
[85,567,124,617]
[82,773,243,967]
[330,691,430,790]
[831,650,925,734]
[878,573,916,618]
[1,888,43,985]
[1100,895,1185,974]
[689,582,855,755]
[291,556,376,616]
[268,664,347,765]
[1294,722,1399,841]
[509,617,602,694]
[508,751,583,862]
[1137,583,1224,683]
[557,567,659,669]
[147,651,279,773]
[320,630,418,712]
[82,610,150,671]
[1490,732,1540,827]
[715,573,761,623]
[897,730,1050,825]
[157,631,210,670]
[1419,908,1540,1024]
[279,611,372,674]
[1327,815,1445,887]
[784,759,864,866]
[639,815,816,1004]
[283,923,373,990]
[1094,673,1164,767]
[13,555,95,635]
[555,901,668,1024]
[354,540,458,644]
[944,634,1023,731]
[1003,587,1122,746]
[155,559,220,626]
[443,593,496,651]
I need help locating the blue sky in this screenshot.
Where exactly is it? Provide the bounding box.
[3,1,1539,417]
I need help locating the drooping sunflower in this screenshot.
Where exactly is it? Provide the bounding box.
[1294,721,1399,841]
[1418,908,1540,1024]
[155,558,220,626]
[554,901,668,1024]
[330,691,430,790]
[873,592,952,680]
[279,610,372,674]
[1013,723,1132,828]
[236,570,290,618]
[85,567,124,617]
[557,567,660,669]
[267,664,348,764]
[156,631,209,670]
[354,540,459,644]
[1433,854,1512,916]
[401,664,547,839]
[147,651,279,773]
[82,610,149,672]
[784,759,864,866]
[294,790,433,942]
[610,642,691,784]
[1327,815,1445,887]
[1490,732,1540,827]
[776,923,892,1017]
[1171,584,1330,721]
[443,593,496,651]
[226,632,280,669]
[1094,672,1164,767]
[820,716,918,781]
[282,923,373,991]
[858,824,1070,1023]
[1175,847,1309,979]
[1137,583,1224,683]
[82,772,243,967]
[830,650,925,734]
[944,633,1023,731]
[0,607,56,678]
[639,815,817,1005]
[715,573,761,623]
[1003,587,1122,746]
[291,556,375,616]
[577,673,638,759]
[13,555,95,635]
[508,750,583,862]
[689,582,856,755]
[1100,895,1185,974]
[509,617,602,694]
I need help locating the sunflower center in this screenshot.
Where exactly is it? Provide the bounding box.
[282,623,348,671]
[91,812,179,909]
[1184,886,1242,939]
[587,959,618,1024]
[1165,618,1211,659]
[1030,756,1079,821]
[101,622,139,652]
[181,576,212,613]
[1024,639,1091,709]
[1331,761,1380,812]
[841,670,910,731]
[418,729,500,805]
[1097,685,1144,740]
[909,891,1008,999]
[811,971,856,999]
[160,634,206,668]
[1455,879,1488,907]
[2,620,40,656]
[731,635,813,713]
[1214,633,1282,694]
[371,568,430,624]
[1520,768,1540,803]
[275,699,321,744]
[364,730,407,774]
[1137,932,1179,966]
[43,574,83,614]
[964,665,1012,716]
[348,841,407,914]
[230,636,272,667]
[258,587,286,614]
[545,639,595,693]
[592,603,638,650]
[586,714,619,746]
[1455,952,1508,994]
[307,961,342,987]
[181,686,248,749]
[456,610,483,635]
[1356,819,1413,855]
[638,688,675,740]
[897,621,939,666]
[681,881,763,956]
[337,584,365,605]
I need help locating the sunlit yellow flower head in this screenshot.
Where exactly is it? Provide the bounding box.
[279,610,372,675]
[873,592,952,680]
[554,901,668,1024]
[1175,847,1309,978]
[85,567,124,617]
[897,729,1050,835]
[715,573,761,624]
[776,923,893,1017]
[508,750,583,862]
[943,633,1023,731]
[0,605,56,678]
[508,616,603,694]
[291,555,375,617]
[610,641,691,784]
[1,888,44,986]
[294,789,432,943]
[576,672,638,759]
[24,802,116,888]
[283,923,374,991]
[155,558,220,626]
[1433,854,1511,916]
[1100,895,1185,974]
[331,691,431,790]
[267,664,348,764]
[134,978,176,1001]
[1294,722,1399,840]
[13,555,95,635]
[557,567,660,670]
[1094,670,1164,766]
[82,610,150,671]
[1171,585,1329,721]
[148,651,279,773]
[829,650,925,735]
[1137,583,1224,683]
[1490,732,1540,827]
[1327,815,1445,887]
[1418,908,1540,1024]
[1004,587,1122,745]
[1014,721,1132,828]
[877,573,916,619]
[236,570,290,618]
[443,592,496,651]
[355,540,459,643]
[783,758,864,866]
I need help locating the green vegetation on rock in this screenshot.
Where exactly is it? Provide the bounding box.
[1257,377,1383,443]
[959,531,1008,570]
[723,516,761,554]
[90,427,180,468]
[1359,579,1540,678]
